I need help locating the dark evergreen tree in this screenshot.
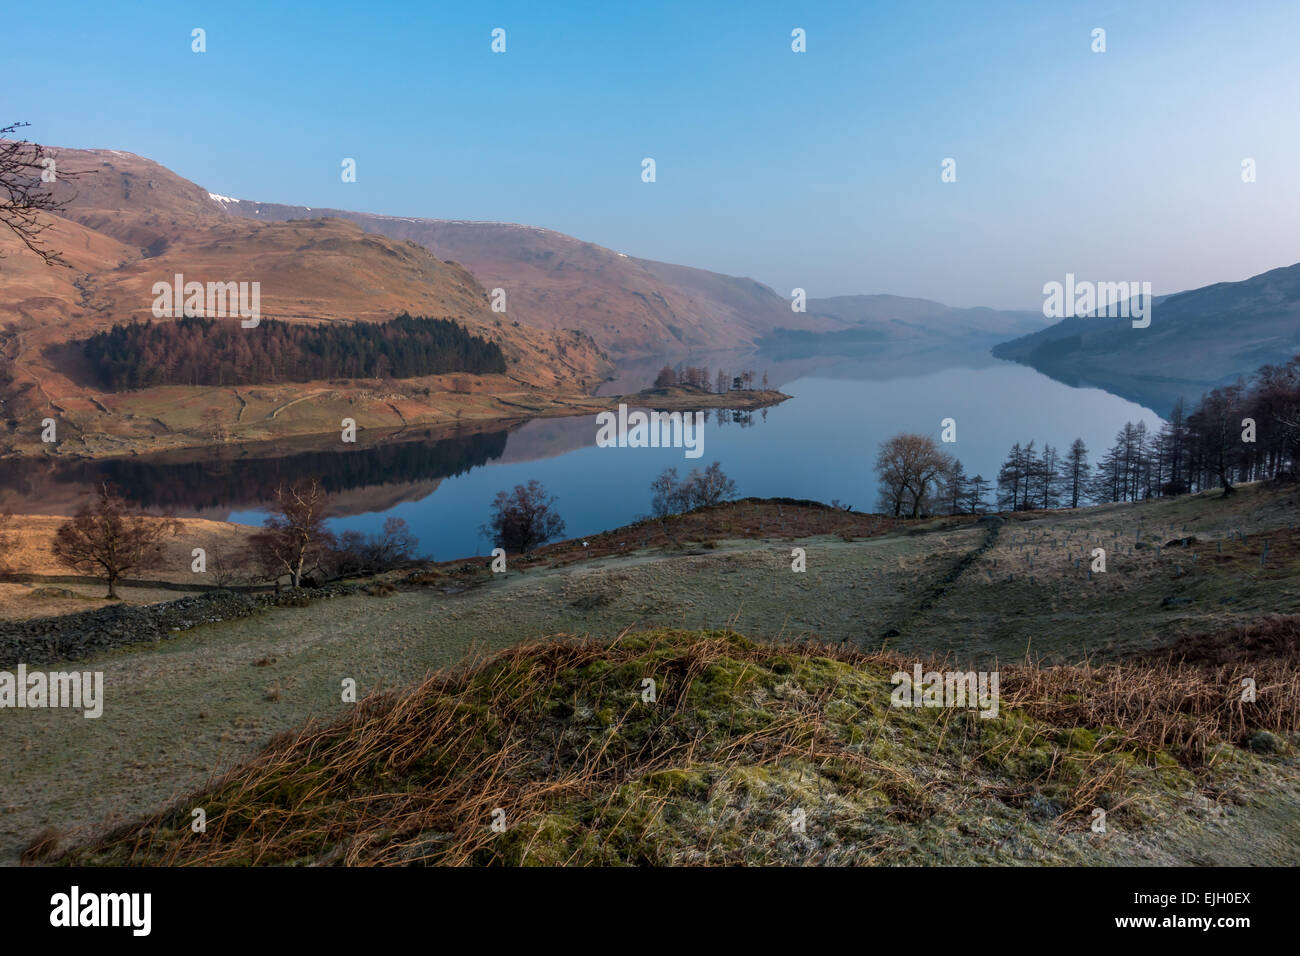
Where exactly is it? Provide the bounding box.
[1065,438,1090,508]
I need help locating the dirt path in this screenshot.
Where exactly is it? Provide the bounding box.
[880,517,1003,643]
[266,393,320,420]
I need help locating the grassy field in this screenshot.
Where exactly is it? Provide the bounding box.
[0,515,256,620]
[4,484,1298,864]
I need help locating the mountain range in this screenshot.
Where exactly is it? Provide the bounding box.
[2,142,1297,451]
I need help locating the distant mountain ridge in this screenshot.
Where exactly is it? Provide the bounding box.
[754,293,1050,359]
[210,199,1051,359]
[992,263,1300,413]
[807,294,1049,339]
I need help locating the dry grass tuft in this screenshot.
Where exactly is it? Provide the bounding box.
[20,827,61,865]
[47,626,1299,867]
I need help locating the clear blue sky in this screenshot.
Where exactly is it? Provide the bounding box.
[5,0,1298,309]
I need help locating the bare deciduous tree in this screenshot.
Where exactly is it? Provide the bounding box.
[250,477,336,588]
[51,482,181,598]
[1,122,78,266]
[875,433,954,518]
[332,517,421,575]
[210,549,252,588]
[482,480,565,554]
[1187,384,1244,497]
[199,407,230,443]
[651,461,738,516]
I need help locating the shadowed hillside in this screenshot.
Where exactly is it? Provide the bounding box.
[993,263,1300,414]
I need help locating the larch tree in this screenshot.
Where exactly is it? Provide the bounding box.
[1065,438,1090,508]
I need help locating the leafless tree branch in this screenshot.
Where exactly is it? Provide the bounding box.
[0,121,82,267]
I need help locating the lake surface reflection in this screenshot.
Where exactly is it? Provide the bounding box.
[0,348,1165,561]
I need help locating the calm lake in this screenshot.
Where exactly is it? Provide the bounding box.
[2,347,1165,561]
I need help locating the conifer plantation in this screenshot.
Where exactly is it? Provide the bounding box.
[78,313,507,390]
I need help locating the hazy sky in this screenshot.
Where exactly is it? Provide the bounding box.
[5,0,1299,309]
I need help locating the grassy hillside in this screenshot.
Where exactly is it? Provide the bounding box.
[6,485,1300,866]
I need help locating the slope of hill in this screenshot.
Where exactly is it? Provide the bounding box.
[44,147,228,251]
[10,484,1298,867]
[49,627,1300,866]
[992,264,1300,414]
[0,148,616,457]
[212,197,836,357]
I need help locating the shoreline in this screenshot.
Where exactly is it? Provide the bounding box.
[0,386,790,462]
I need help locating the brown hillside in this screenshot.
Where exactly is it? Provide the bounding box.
[23,145,839,360]
[211,202,836,357]
[0,149,614,456]
[44,147,229,250]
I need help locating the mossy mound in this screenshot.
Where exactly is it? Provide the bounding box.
[55,629,1293,866]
